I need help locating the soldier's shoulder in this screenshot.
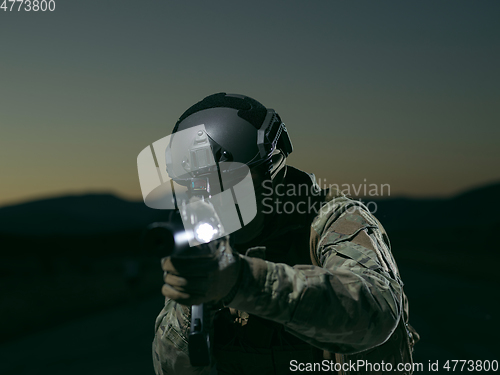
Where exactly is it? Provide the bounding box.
[311,187,354,235]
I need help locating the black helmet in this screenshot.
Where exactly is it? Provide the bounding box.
[168,93,292,184]
[138,93,292,245]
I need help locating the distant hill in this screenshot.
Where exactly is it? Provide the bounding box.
[369,182,500,232]
[0,194,169,236]
[0,182,499,236]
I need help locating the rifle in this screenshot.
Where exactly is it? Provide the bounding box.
[138,125,251,365]
[143,200,224,367]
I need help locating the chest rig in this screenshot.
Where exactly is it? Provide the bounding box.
[213,167,327,375]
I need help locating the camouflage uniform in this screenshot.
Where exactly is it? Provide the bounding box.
[153,167,416,374]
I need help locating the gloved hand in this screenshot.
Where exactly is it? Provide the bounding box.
[161,236,242,306]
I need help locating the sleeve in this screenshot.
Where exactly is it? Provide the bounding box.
[152,298,212,375]
[228,201,404,354]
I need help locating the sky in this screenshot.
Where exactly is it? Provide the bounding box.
[1,0,499,207]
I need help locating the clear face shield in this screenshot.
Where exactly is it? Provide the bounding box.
[137,125,257,247]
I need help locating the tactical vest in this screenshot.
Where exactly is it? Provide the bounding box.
[213,167,419,374]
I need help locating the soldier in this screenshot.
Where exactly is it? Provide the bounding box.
[151,93,418,375]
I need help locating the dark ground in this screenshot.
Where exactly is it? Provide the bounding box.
[0,260,498,375]
[1,189,498,374]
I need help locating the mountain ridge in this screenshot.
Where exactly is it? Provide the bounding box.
[0,182,498,235]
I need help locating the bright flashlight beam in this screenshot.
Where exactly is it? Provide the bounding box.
[194,222,218,243]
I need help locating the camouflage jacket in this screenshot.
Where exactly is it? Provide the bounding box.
[152,167,409,375]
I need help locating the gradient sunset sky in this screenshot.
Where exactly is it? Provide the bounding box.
[1,0,499,207]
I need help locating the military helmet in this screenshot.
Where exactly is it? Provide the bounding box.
[169,93,292,185]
